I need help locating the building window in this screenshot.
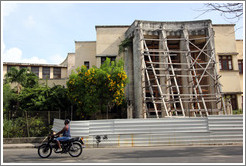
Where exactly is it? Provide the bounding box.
[53,67,61,79]
[238,60,243,74]
[20,66,27,70]
[219,55,233,70]
[101,57,107,65]
[42,67,50,79]
[101,56,116,65]
[7,65,16,72]
[225,94,238,110]
[31,67,39,77]
[84,61,90,69]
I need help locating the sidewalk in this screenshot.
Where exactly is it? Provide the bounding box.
[3,143,40,149]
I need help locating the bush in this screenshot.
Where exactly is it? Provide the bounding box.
[233,109,243,115]
[3,117,52,138]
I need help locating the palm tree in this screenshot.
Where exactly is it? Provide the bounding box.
[4,67,38,94]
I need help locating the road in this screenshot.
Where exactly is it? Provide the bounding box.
[2,145,244,164]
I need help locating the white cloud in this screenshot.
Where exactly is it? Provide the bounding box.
[2,3,18,17]
[2,42,48,64]
[48,54,65,64]
[24,16,36,28]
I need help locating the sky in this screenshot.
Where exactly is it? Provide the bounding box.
[1,1,244,64]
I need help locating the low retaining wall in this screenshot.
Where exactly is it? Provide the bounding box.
[3,137,45,144]
[52,115,243,148]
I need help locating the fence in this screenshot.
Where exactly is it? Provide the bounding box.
[52,115,243,148]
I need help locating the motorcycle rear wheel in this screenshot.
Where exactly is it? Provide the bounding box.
[68,142,83,157]
[38,144,52,158]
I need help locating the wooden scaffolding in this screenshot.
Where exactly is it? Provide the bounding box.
[136,22,226,118]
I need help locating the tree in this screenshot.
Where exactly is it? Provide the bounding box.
[3,84,16,119]
[67,58,128,119]
[4,67,39,119]
[18,85,71,112]
[4,67,39,94]
[196,3,243,22]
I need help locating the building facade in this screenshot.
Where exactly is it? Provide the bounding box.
[3,19,243,118]
[3,62,67,87]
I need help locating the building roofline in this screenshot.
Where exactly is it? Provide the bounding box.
[3,62,67,68]
[95,25,130,29]
[125,19,213,38]
[133,19,212,24]
[212,24,236,26]
[75,41,96,43]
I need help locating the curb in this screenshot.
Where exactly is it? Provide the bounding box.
[3,143,40,149]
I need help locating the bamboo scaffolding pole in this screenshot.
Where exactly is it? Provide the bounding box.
[183,29,209,116]
[142,32,171,117]
[143,61,160,118]
[182,29,202,116]
[140,28,161,118]
[161,28,185,116]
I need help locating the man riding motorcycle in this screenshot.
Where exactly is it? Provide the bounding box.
[53,119,71,152]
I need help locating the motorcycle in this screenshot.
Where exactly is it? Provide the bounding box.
[38,134,84,158]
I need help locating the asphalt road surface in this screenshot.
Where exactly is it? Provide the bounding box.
[2,145,243,164]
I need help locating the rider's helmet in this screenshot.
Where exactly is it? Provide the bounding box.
[64,119,70,125]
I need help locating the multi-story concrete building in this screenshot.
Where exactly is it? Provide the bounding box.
[3,19,243,118]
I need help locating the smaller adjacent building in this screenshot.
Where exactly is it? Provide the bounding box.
[3,62,68,87]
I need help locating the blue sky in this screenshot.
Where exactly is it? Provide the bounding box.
[1,1,244,64]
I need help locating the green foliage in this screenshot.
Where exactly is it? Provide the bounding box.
[3,117,51,138]
[118,38,132,55]
[3,84,15,114]
[4,67,39,94]
[19,85,70,112]
[67,58,128,119]
[3,67,70,137]
[233,109,243,115]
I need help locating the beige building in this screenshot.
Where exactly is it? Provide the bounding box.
[3,62,67,87]
[3,19,243,117]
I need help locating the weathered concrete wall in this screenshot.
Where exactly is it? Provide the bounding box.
[96,26,128,56]
[75,41,96,69]
[3,65,7,78]
[213,25,242,94]
[65,53,76,76]
[236,40,243,90]
[39,79,68,87]
[236,40,243,110]
[3,137,45,144]
[124,45,134,118]
[213,25,237,54]
[132,28,143,118]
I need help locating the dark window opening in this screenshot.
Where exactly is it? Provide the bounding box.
[219,55,233,70]
[225,94,238,110]
[53,67,61,79]
[42,67,50,79]
[101,56,116,65]
[238,60,243,74]
[84,61,90,69]
[31,67,39,77]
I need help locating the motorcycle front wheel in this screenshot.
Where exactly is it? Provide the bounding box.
[68,142,83,157]
[38,144,52,158]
